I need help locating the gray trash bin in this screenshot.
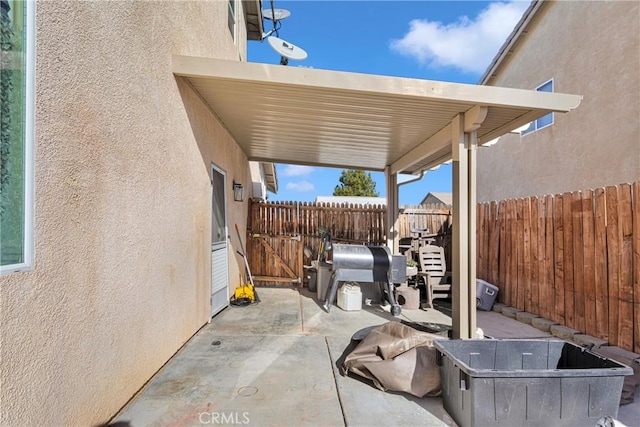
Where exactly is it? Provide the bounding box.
[316,262,332,301]
[308,268,317,292]
[476,279,498,311]
[434,339,633,427]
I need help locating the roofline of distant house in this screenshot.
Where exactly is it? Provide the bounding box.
[479,0,543,85]
[261,162,278,193]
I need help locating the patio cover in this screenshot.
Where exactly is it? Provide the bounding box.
[173,55,582,338]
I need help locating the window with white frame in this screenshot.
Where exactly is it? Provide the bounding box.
[1,0,34,274]
[522,79,554,135]
[227,0,235,41]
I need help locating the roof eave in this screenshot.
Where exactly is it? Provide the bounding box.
[479,0,543,86]
[243,0,264,41]
[261,162,278,193]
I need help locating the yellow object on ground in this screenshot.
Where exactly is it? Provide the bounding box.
[234,284,255,301]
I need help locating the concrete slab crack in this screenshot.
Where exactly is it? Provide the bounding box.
[299,289,305,334]
[325,336,348,427]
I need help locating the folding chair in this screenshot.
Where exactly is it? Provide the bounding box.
[416,245,451,308]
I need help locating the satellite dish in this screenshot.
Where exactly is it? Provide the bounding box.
[263,8,291,21]
[267,36,307,64]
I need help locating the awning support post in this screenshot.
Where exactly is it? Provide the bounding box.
[385,167,399,253]
[468,129,478,339]
[451,112,480,339]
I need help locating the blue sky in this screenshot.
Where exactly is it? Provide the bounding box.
[247,1,530,205]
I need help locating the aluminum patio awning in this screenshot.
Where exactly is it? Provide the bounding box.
[173,55,582,339]
[173,55,580,176]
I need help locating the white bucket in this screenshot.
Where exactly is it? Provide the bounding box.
[337,283,362,311]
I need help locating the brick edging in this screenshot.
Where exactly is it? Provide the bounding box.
[488,303,640,361]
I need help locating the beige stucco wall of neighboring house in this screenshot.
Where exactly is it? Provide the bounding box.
[0,1,252,426]
[477,0,640,202]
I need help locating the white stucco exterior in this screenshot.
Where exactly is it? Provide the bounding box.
[477,0,640,202]
[0,2,255,425]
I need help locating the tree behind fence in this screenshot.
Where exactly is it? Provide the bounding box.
[477,182,639,354]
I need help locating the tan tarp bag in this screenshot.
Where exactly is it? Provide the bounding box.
[341,322,447,397]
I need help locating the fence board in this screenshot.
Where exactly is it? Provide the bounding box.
[483,202,491,280]
[498,200,508,304]
[489,201,500,286]
[478,203,487,280]
[484,202,491,281]
[509,199,517,307]
[544,194,555,322]
[594,188,609,342]
[508,199,517,306]
[516,199,525,310]
[633,182,640,354]
[530,197,540,315]
[606,185,620,346]
[553,194,565,324]
[582,190,597,338]
[538,196,547,318]
[562,192,575,329]
[618,183,634,350]
[572,191,585,333]
[485,204,490,279]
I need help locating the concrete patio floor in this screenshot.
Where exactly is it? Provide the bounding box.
[111,287,638,427]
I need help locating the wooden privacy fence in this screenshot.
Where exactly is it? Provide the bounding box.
[247,201,386,286]
[397,204,452,237]
[477,182,640,353]
[399,204,453,267]
[246,201,451,286]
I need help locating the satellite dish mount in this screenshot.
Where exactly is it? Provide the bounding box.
[261,4,307,66]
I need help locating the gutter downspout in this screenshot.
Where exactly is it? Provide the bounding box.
[397,171,424,189]
[385,167,398,253]
[386,171,424,253]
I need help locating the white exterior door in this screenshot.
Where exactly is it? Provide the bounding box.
[211,164,229,317]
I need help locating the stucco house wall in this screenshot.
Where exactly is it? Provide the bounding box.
[477,0,639,202]
[0,2,254,425]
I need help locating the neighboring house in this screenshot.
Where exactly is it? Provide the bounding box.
[315,196,387,205]
[419,192,452,206]
[0,1,275,425]
[249,161,278,201]
[476,0,640,202]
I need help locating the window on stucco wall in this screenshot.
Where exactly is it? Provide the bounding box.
[1,0,34,274]
[228,0,236,42]
[522,79,554,135]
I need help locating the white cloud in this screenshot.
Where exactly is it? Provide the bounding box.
[390,1,530,74]
[286,181,315,192]
[281,165,314,177]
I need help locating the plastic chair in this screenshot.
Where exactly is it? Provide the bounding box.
[416,245,451,308]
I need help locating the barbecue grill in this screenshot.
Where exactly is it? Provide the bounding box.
[322,243,406,316]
